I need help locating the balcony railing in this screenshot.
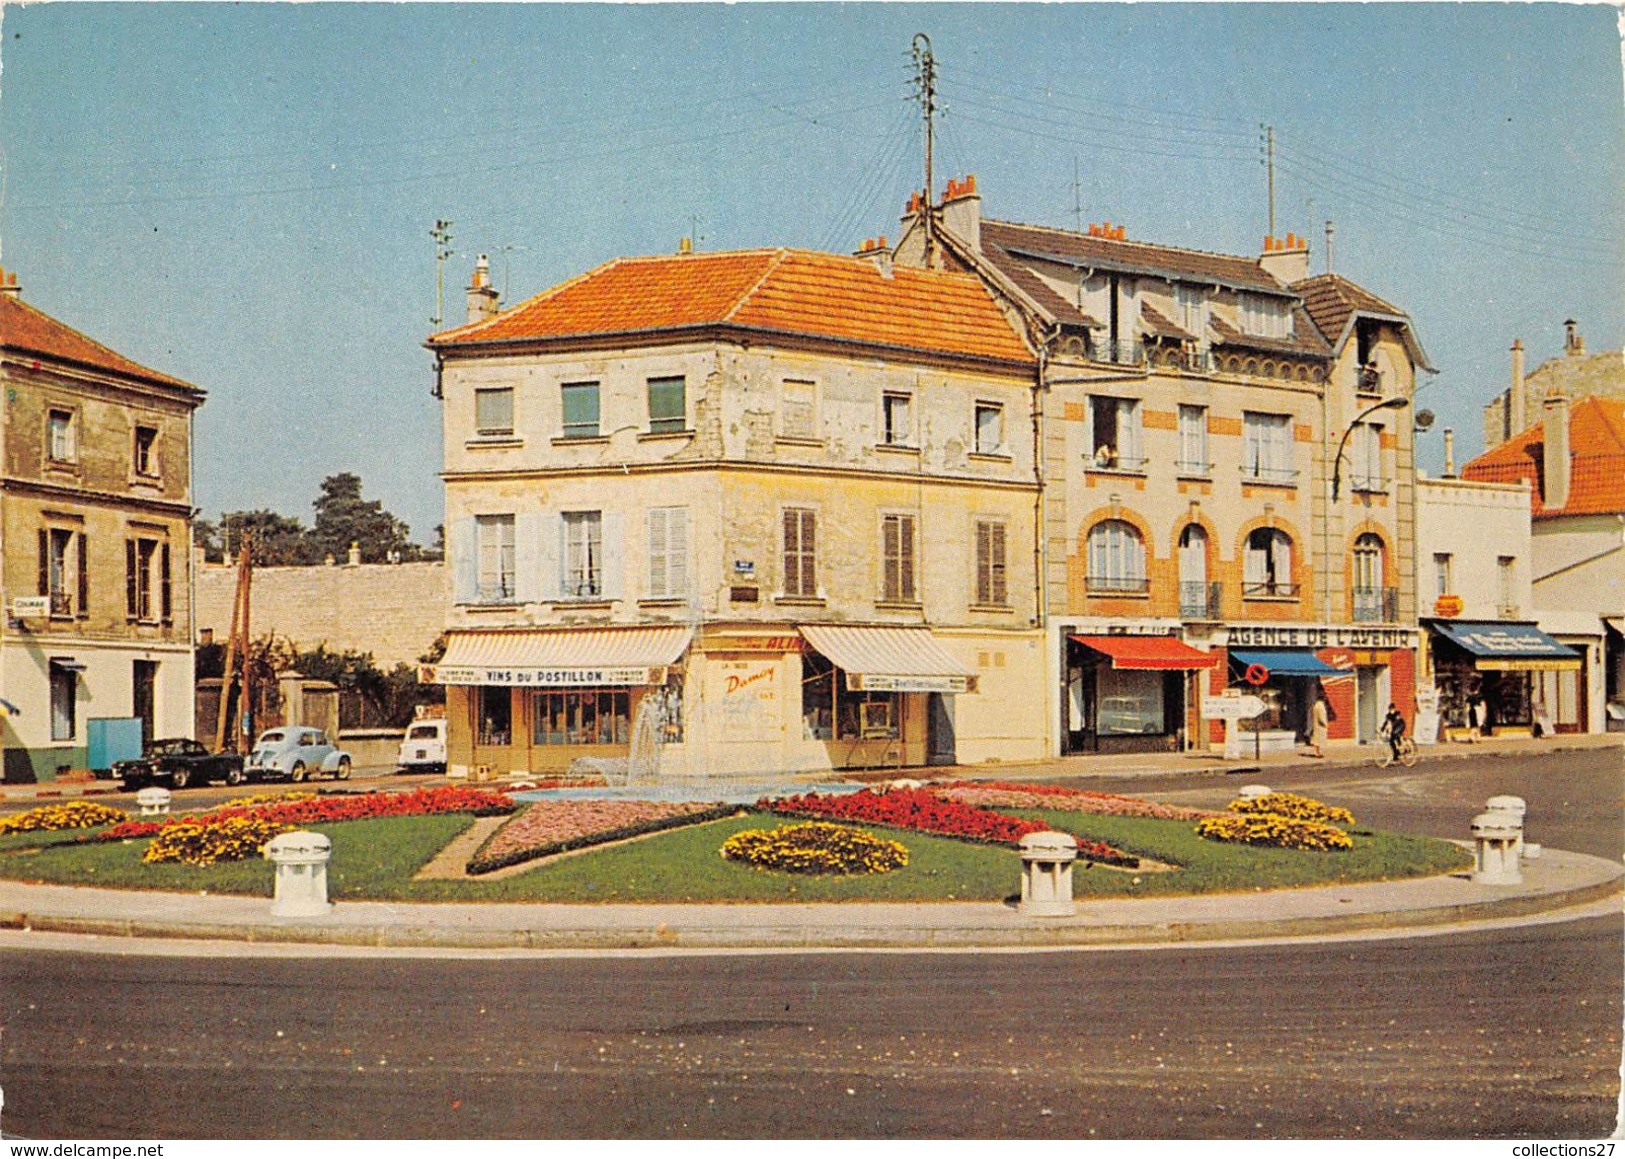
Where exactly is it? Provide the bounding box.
[1093,338,1145,367]
[1086,449,1148,472]
[1087,575,1151,596]
[1240,463,1299,485]
[1242,581,1300,600]
[1353,586,1400,623]
[49,590,72,617]
[1180,580,1223,620]
[1349,474,1389,494]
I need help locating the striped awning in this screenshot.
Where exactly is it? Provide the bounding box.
[422,626,691,687]
[799,625,976,694]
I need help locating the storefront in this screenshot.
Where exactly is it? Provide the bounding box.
[1423,619,1580,739]
[1224,647,1343,751]
[1063,634,1218,754]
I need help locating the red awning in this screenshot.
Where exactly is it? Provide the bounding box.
[1069,634,1219,670]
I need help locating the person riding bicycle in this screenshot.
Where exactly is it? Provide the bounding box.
[1381,703,1408,762]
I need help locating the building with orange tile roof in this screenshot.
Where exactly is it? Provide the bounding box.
[423,248,1046,777]
[0,269,206,783]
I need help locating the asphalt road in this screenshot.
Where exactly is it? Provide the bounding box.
[0,747,1619,1140]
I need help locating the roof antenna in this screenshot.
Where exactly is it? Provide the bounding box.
[912,33,937,267]
[1072,156,1083,234]
[430,219,454,328]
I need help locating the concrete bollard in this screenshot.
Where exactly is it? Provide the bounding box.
[1237,785,1272,801]
[1485,795,1528,858]
[1470,811,1522,886]
[135,787,172,816]
[264,830,334,918]
[1018,831,1079,917]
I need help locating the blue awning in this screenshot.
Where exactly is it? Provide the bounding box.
[1229,648,1342,678]
[1428,620,1579,667]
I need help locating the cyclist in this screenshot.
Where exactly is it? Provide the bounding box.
[1380,702,1408,764]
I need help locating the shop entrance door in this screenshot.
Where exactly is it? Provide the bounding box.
[1356,667,1380,744]
[927,693,956,766]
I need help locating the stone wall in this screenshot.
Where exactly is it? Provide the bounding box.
[196,558,446,667]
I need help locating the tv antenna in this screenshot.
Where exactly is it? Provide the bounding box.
[430,219,454,328]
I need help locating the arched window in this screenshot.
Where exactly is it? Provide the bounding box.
[1087,520,1147,593]
[1243,528,1295,597]
[1353,533,1386,621]
[1178,524,1211,618]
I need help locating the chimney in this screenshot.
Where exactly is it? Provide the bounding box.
[1509,339,1526,435]
[346,541,362,567]
[1443,428,1456,477]
[0,267,20,299]
[678,237,694,255]
[465,255,499,324]
[1259,233,1310,284]
[854,235,893,277]
[1564,318,1585,357]
[1541,393,1571,512]
[939,173,981,252]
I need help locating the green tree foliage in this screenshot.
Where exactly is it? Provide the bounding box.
[220,509,320,566]
[294,645,442,729]
[310,472,420,564]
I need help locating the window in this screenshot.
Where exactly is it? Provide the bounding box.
[1242,412,1294,482]
[560,381,600,439]
[1353,533,1385,621]
[475,514,516,602]
[1498,555,1518,616]
[474,387,514,436]
[1178,524,1211,617]
[882,392,913,446]
[646,376,686,434]
[133,425,159,476]
[974,403,1004,455]
[1434,553,1454,600]
[1088,396,1144,470]
[40,528,77,617]
[1349,423,1383,491]
[881,513,917,603]
[563,511,603,598]
[647,507,689,600]
[976,520,1008,606]
[1244,528,1295,597]
[476,686,510,747]
[532,689,631,746]
[50,663,76,742]
[1177,404,1209,474]
[125,536,171,623]
[1174,284,1207,336]
[782,507,817,598]
[1238,293,1291,339]
[47,409,75,463]
[780,379,818,440]
[1086,520,1147,593]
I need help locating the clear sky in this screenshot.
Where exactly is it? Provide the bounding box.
[2,3,1620,543]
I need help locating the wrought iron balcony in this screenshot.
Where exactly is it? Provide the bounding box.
[1087,575,1151,596]
[1180,580,1223,620]
[1353,586,1399,623]
[1242,580,1300,599]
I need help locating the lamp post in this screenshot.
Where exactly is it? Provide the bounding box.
[1332,396,1410,501]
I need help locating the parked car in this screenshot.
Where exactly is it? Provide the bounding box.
[245,726,352,782]
[112,737,247,790]
[396,718,447,774]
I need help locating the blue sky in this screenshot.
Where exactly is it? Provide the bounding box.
[2,3,1620,542]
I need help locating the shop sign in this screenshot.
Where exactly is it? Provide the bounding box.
[848,673,970,694]
[1225,624,1416,650]
[1434,595,1464,618]
[1477,658,1581,673]
[9,596,49,619]
[419,664,663,687]
[702,634,801,653]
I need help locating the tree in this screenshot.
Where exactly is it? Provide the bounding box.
[309,472,419,564]
[220,509,320,566]
[193,518,224,564]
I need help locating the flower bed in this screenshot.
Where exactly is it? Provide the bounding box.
[1194,812,1354,852]
[467,799,739,875]
[1228,792,1355,828]
[938,782,1219,822]
[765,787,1045,846]
[97,786,517,843]
[0,801,128,835]
[144,815,292,866]
[721,821,908,876]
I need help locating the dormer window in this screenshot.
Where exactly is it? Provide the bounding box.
[1238,293,1291,339]
[1174,284,1207,337]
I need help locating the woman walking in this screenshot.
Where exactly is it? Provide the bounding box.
[1309,692,1329,758]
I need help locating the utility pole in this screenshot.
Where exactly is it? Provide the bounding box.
[430,219,454,329]
[1072,156,1084,234]
[1261,124,1276,240]
[912,34,937,266]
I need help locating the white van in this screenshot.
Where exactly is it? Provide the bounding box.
[396,719,447,774]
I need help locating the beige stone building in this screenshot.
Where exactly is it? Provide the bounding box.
[1482,320,1623,451]
[0,269,204,782]
[895,177,1431,753]
[424,249,1045,777]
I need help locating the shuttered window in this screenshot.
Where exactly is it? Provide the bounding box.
[647,507,689,599]
[782,508,817,598]
[881,514,917,603]
[976,520,1008,607]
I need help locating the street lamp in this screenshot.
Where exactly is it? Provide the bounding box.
[1332,395,1410,500]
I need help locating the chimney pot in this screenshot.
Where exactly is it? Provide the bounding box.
[1541,394,1572,511]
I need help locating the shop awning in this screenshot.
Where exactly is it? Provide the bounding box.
[1605,617,1624,639]
[1228,648,1342,678]
[1429,620,1580,671]
[421,626,691,687]
[799,625,976,694]
[1070,635,1219,670]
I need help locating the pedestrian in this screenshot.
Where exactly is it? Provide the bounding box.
[1381,702,1407,763]
[1533,695,1553,739]
[1309,693,1329,758]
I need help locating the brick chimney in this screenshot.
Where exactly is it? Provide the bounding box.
[854,235,893,278]
[1541,393,1571,511]
[1258,233,1310,284]
[465,255,499,324]
[0,267,20,299]
[1564,318,1585,357]
[939,174,981,252]
[1510,339,1526,435]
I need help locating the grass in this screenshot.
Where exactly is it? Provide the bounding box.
[0,808,1473,903]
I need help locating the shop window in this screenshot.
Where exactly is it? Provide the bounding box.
[646,376,686,434]
[1086,520,1148,594]
[531,689,631,746]
[975,519,1007,606]
[1088,396,1144,470]
[560,381,601,439]
[50,663,76,741]
[477,686,511,746]
[800,650,900,742]
[801,650,835,740]
[1097,666,1165,736]
[1244,528,1295,597]
[881,513,916,603]
[475,387,514,436]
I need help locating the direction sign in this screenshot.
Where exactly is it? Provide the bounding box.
[9,596,49,619]
[1201,693,1266,720]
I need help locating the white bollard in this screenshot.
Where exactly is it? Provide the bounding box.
[1485,795,1528,858]
[1237,784,1272,801]
[1470,811,1523,886]
[135,787,172,816]
[1018,831,1079,917]
[264,830,334,918]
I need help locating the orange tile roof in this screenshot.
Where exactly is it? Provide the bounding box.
[1460,395,1625,518]
[429,248,1033,366]
[0,290,196,392]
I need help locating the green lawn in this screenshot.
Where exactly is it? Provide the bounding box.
[0,808,1472,903]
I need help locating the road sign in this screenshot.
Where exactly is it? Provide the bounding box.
[1201,693,1266,720]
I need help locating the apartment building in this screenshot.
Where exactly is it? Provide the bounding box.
[424,249,1045,777]
[0,269,204,782]
[895,177,1430,753]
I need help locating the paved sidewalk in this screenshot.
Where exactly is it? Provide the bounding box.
[0,845,1617,953]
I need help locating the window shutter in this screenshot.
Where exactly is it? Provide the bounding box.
[600,512,624,601]
[1274,533,1292,585]
[450,519,477,604]
[78,532,90,619]
[1244,535,1265,587]
[38,529,48,597]
[989,522,1006,605]
[667,508,689,598]
[899,516,915,601]
[537,514,560,602]
[126,539,138,619]
[782,509,799,596]
[514,512,540,604]
[648,509,669,599]
[160,540,172,622]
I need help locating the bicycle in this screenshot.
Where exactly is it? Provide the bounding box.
[1377,734,1418,769]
